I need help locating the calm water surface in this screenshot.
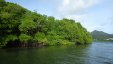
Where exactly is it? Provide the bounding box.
[0,42,113,64]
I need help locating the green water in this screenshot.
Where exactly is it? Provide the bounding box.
[0,42,113,64]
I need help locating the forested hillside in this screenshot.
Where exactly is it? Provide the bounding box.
[91,30,113,41]
[0,0,92,48]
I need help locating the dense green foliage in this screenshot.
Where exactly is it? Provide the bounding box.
[91,30,113,41]
[0,1,92,48]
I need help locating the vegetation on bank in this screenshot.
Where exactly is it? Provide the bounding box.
[0,0,92,48]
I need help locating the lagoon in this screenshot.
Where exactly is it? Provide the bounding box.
[0,42,113,64]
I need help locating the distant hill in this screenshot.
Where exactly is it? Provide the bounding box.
[91,30,113,41]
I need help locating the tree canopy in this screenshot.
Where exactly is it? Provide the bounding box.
[0,1,92,48]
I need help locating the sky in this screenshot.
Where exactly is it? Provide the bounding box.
[6,0,113,34]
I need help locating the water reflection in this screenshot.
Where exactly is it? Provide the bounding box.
[0,42,113,64]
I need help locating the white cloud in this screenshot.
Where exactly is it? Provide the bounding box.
[58,0,100,15]
[57,0,102,22]
[56,0,103,32]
